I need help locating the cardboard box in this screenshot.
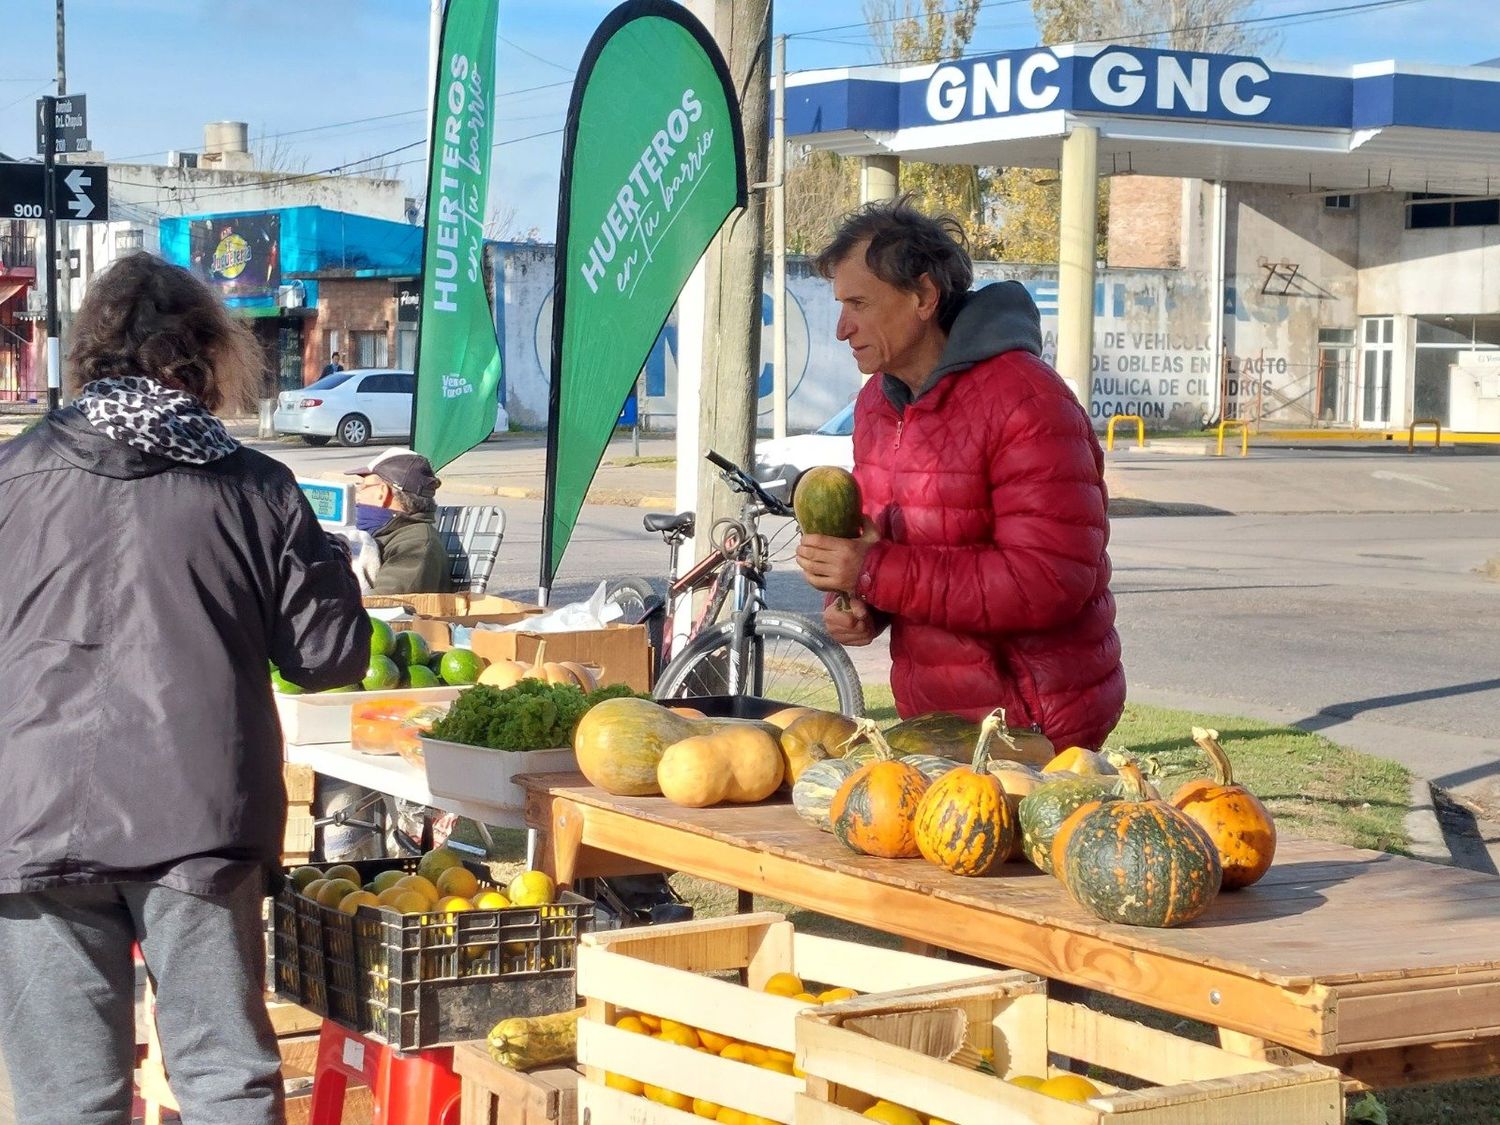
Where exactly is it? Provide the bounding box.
[362,593,540,618]
[409,611,541,653]
[468,624,652,693]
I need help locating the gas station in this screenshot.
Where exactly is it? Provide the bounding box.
[782,43,1500,438]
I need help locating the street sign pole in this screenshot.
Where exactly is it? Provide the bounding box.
[41,95,60,411]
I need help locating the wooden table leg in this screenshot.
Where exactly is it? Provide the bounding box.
[550,798,585,889]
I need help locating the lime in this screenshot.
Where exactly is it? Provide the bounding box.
[406,664,441,688]
[363,655,402,691]
[270,670,304,695]
[323,684,360,693]
[370,869,406,894]
[439,647,484,686]
[369,617,396,658]
[390,630,429,669]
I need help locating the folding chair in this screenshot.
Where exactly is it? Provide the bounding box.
[434,504,505,594]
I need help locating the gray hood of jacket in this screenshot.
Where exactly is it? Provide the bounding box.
[881,280,1044,410]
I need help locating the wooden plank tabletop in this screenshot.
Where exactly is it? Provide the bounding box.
[520,772,1500,1066]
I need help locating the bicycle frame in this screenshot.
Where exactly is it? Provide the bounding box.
[638,453,788,691]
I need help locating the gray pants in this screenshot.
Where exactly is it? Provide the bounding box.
[0,870,284,1125]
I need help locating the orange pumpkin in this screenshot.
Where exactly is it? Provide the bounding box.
[913,710,1017,875]
[1171,728,1277,890]
[778,712,859,786]
[829,722,929,858]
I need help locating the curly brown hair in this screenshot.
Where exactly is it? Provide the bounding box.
[66,252,265,414]
[813,194,973,332]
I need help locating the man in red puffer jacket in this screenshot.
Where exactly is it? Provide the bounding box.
[796,197,1125,750]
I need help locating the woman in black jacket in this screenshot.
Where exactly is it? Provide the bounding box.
[0,254,370,1125]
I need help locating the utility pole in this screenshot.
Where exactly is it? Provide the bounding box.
[51,0,67,409]
[771,33,787,440]
[56,0,66,94]
[42,97,60,411]
[690,0,772,566]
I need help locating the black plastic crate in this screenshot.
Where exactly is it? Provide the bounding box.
[654,694,791,720]
[272,857,591,1050]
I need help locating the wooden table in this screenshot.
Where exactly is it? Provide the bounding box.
[521,771,1500,1090]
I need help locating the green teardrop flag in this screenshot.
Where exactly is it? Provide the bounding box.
[541,0,746,597]
[413,0,502,471]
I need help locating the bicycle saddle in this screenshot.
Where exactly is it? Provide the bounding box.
[643,511,695,536]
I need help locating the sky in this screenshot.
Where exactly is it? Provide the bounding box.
[0,0,1494,239]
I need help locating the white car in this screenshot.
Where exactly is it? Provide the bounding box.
[753,402,855,498]
[273,367,509,447]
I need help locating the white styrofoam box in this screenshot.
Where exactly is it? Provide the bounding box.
[421,737,577,812]
[275,686,463,746]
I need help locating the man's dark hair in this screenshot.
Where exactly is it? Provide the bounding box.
[813,194,973,331]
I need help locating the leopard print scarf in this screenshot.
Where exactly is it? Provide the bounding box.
[74,376,239,465]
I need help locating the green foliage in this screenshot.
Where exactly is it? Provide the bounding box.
[428,679,643,752]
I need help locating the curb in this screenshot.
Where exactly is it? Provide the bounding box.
[1405,777,1456,866]
[437,479,677,509]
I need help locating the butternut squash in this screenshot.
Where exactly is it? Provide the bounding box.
[487,1006,583,1070]
[657,727,785,807]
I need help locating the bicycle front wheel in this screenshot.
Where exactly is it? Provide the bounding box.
[653,611,865,716]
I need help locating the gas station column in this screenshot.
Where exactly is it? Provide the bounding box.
[1056,125,1099,412]
[860,155,900,203]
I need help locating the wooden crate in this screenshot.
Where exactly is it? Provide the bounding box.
[575,912,1008,1124]
[138,991,373,1125]
[452,1042,577,1125]
[282,763,316,865]
[794,978,1345,1124]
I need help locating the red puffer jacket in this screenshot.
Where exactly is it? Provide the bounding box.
[851,283,1125,750]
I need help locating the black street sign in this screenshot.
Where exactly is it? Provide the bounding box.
[36,95,88,156]
[0,161,109,222]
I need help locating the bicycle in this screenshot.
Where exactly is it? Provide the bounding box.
[605,450,865,715]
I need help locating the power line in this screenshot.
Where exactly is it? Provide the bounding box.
[107,80,574,164]
[109,126,567,211]
[784,0,1032,41]
[500,37,575,73]
[790,0,1429,69]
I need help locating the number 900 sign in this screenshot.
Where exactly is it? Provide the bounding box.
[11,204,41,219]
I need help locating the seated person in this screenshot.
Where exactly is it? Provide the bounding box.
[320,447,453,860]
[349,447,452,595]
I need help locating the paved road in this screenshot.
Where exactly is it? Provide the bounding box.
[254,437,1500,810]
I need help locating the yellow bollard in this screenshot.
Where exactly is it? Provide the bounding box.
[1106,414,1146,452]
[1216,419,1249,457]
[1407,419,1442,453]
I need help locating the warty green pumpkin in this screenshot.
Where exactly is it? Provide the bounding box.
[913,711,1018,876]
[1061,763,1223,928]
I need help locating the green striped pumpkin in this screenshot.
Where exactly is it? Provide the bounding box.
[1017,776,1122,873]
[1061,765,1223,928]
[792,757,862,832]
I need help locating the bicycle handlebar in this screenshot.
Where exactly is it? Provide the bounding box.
[705,449,793,516]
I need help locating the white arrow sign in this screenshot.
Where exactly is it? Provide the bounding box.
[64,168,94,219]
